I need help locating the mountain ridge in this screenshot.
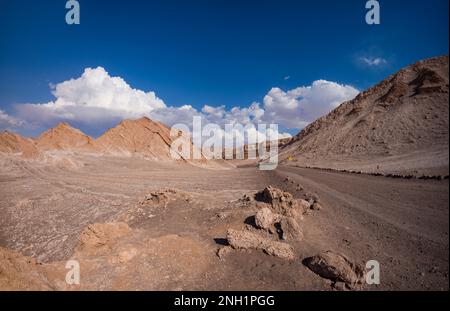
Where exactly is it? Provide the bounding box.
[279,55,449,177]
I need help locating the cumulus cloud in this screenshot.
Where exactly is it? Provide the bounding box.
[0,109,23,130]
[360,56,387,67]
[11,66,358,142]
[262,80,359,129]
[16,67,165,127]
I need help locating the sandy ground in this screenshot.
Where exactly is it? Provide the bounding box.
[0,155,448,290]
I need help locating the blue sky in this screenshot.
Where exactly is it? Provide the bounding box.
[0,0,448,137]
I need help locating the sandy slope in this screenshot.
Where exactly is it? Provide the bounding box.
[279,56,449,177]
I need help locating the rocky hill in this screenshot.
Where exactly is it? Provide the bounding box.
[279,56,449,177]
[35,122,96,152]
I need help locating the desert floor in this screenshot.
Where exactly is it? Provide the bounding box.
[0,155,448,290]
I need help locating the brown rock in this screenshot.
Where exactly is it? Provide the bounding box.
[279,217,304,241]
[217,246,233,260]
[304,251,364,285]
[226,229,295,260]
[298,199,311,213]
[311,202,323,211]
[257,186,299,217]
[255,207,281,230]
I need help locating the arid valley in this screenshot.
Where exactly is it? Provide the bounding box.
[0,56,449,291]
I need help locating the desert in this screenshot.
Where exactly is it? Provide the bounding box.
[0,56,448,291]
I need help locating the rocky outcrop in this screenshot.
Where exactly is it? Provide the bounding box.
[304,251,364,287]
[226,229,295,260]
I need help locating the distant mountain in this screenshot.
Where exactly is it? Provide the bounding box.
[95,117,198,161]
[35,122,96,151]
[0,117,204,162]
[279,56,449,177]
[0,131,39,158]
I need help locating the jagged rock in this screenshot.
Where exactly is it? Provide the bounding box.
[256,186,300,218]
[298,199,311,213]
[226,229,295,260]
[255,207,282,230]
[279,217,304,241]
[304,251,364,285]
[311,202,323,211]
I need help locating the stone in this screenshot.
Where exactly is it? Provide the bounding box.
[255,207,281,230]
[226,229,295,260]
[304,251,364,285]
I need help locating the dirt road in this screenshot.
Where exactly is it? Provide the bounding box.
[275,165,449,290]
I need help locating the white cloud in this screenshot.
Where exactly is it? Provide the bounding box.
[16,67,165,126]
[262,80,359,129]
[360,56,387,66]
[0,109,23,130]
[12,67,358,140]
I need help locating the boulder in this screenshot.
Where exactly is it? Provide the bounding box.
[311,202,323,211]
[257,186,299,217]
[226,229,295,260]
[304,251,364,285]
[279,217,304,241]
[255,207,281,230]
[298,199,311,213]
